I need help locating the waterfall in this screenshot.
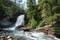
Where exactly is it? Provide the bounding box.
[15,14,24,27]
[2,14,60,40]
[4,14,25,30]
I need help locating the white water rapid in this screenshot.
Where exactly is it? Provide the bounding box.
[24,32,60,40]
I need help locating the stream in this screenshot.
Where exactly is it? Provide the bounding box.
[0,14,60,40]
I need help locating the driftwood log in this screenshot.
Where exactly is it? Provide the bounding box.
[16,26,32,32]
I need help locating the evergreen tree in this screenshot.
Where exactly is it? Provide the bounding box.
[38,0,60,35]
[26,0,37,28]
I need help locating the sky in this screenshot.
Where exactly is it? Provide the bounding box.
[11,0,38,9]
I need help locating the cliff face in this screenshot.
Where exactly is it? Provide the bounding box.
[0,0,25,28]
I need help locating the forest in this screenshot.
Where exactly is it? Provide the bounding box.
[26,0,60,37]
[0,0,60,38]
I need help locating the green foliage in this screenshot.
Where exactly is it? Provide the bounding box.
[38,0,60,35]
[53,23,60,34]
[42,1,52,24]
[0,0,24,20]
[38,21,45,27]
[26,0,38,28]
[53,15,60,34]
[27,17,37,28]
[31,17,37,28]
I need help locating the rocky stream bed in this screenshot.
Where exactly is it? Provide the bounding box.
[0,30,60,40]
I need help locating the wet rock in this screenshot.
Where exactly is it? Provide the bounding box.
[0,20,12,28]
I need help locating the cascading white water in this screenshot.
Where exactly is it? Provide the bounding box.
[24,32,60,40]
[2,14,60,40]
[15,14,24,27]
[4,14,25,30]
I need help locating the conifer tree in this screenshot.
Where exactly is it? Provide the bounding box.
[26,0,37,28]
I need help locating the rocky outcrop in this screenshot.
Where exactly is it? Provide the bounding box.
[0,20,12,28]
